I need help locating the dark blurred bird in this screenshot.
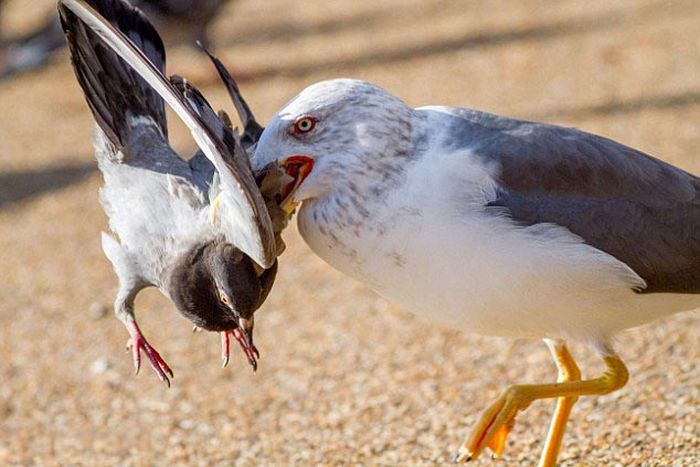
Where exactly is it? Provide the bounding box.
[59,0,284,385]
[1,0,230,80]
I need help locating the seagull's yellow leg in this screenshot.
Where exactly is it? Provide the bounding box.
[539,339,581,467]
[210,191,223,224]
[454,350,628,464]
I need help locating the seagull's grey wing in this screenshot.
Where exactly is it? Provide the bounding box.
[433,108,700,294]
[60,0,276,269]
[200,45,264,151]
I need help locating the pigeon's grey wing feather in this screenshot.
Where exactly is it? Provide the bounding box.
[188,150,216,195]
[60,0,276,268]
[200,45,264,151]
[428,107,700,293]
[60,0,198,182]
[169,75,220,195]
[60,0,167,147]
[170,74,241,170]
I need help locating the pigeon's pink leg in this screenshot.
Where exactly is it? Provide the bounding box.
[126,320,173,387]
[220,330,231,368]
[220,329,260,371]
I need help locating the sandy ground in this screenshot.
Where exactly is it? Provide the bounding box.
[0,0,698,465]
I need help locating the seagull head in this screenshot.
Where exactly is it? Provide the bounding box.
[253,78,415,213]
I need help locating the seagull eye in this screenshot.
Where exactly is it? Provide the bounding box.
[293,116,316,135]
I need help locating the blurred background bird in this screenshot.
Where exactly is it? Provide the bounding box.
[58,0,283,385]
[0,0,231,80]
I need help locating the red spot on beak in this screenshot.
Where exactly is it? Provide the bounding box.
[279,155,314,207]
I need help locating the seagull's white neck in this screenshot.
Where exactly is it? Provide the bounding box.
[294,105,423,247]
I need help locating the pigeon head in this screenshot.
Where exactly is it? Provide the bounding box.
[169,240,278,366]
[210,241,263,324]
[253,79,415,213]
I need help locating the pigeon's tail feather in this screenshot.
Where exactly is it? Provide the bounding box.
[199,44,264,150]
[59,0,167,148]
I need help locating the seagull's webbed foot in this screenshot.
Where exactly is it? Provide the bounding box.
[125,321,173,387]
[454,385,532,463]
[453,346,628,466]
[220,328,260,371]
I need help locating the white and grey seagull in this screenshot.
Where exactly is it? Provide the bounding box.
[58,0,285,385]
[250,79,699,465]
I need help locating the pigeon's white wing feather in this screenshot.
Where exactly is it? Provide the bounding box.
[60,0,276,268]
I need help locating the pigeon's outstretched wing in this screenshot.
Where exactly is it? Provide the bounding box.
[59,0,276,269]
[59,0,168,149]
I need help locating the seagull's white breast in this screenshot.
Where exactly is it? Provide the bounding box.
[296,140,698,343]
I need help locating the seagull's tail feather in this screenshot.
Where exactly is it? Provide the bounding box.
[59,0,167,148]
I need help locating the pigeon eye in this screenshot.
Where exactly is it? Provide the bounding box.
[293,116,316,134]
[219,291,230,306]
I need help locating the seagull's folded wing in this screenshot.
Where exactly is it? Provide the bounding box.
[59,0,276,268]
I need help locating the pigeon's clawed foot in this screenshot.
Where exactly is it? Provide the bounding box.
[454,387,532,463]
[220,329,260,371]
[220,330,231,368]
[126,321,173,387]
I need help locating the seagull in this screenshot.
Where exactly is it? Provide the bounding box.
[58,0,285,385]
[1,0,230,81]
[249,78,699,464]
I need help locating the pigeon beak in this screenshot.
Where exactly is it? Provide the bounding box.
[278,155,314,214]
[233,317,259,371]
[238,317,254,341]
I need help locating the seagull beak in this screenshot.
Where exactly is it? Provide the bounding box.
[233,317,259,371]
[278,155,314,214]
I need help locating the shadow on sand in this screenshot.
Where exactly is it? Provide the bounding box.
[229,0,694,82]
[0,162,96,209]
[537,91,700,120]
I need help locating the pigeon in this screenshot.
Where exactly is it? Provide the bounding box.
[249,78,699,465]
[59,0,284,385]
